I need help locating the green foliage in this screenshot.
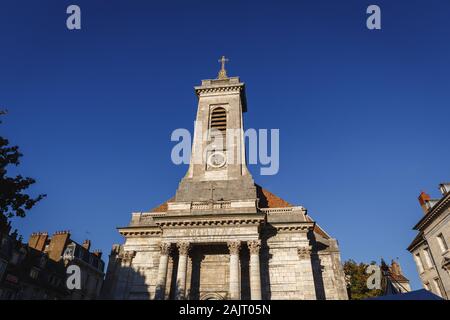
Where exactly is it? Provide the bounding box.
[343,259,383,300]
[0,111,46,218]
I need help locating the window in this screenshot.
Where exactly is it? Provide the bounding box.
[32,288,40,299]
[10,252,20,265]
[39,256,47,268]
[209,107,227,145]
[49,275,60,287]
[210,107,227,132]
[85,274,91,290]
[63,244,75,259]
[433,278,443,297]
[95,278,100,292]
[437,233,448,253]
[414,253,424,273]
[423,248,433,269]
[30,268,39,280]
[3,289,13,300]
[0,259,7,280]
[1,237,9,250]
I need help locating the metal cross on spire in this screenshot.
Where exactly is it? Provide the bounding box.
[217,55,229,79]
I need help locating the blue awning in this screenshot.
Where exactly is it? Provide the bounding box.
[368,289,444,300]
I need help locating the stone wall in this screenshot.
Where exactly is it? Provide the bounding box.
[104,223,348,300]
[261,228,316,300]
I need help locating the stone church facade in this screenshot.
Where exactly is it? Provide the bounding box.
[102,60,348,300]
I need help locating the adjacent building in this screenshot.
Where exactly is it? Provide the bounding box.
[407,183,450,299]
[381,259,411,294]
[0,216,67,299]
[102,60,348,300]
[28,231,106,300]
[0,216,105,300]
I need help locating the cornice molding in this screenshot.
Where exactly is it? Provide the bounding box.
[118,227,162,237]
[195,85,244,96]
[414,193,450,231]
[270,222,315,232]
[156,217,263,228]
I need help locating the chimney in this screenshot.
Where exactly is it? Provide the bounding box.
[390,260,402,275]
[93,250,102,259]
[28,232,49,252]
[82,239,91,251]
[418,191,431,214]
[28,232,39,249]
[112,244,121,254]
[47,230,71,261]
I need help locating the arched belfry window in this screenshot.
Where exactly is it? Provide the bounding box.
[210,107,227,133]
[209,107,227,149]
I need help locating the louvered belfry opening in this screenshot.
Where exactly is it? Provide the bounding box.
[210,107,227,146]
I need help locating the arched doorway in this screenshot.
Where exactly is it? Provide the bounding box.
[200,293,225,300]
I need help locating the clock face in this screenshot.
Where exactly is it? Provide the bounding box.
[208,152,226,168]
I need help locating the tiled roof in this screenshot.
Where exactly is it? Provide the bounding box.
[150,196,175,212]
[389,272,409,283]
[305,216,330,239]
[255,184,293,208]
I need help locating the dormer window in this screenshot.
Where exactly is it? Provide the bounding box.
[439,183,450,195]
[425,199,439,211]
[63,244,76,260]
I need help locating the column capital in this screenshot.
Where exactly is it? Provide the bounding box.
[297,245,312,259]
[247,240,261,255]
[227,240,241,255]
[118,250,136,262]
[160,242,172,255]
[177,242,191,256]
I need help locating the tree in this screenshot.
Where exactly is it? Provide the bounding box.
[343,259,383,300]
[0,111,46,219]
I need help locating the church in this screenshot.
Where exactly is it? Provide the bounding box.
[102,58,348,300]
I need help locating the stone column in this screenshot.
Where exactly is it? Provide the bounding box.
[298,245,317,300]
[117,250,136,299]
[248,240,262,300]
[227,241,241,300]
[155,242,171,300]
[175,242,190,300]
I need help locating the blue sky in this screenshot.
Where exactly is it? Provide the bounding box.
[1,0,450,290]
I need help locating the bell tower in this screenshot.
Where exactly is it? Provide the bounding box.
[174,57,257,203]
